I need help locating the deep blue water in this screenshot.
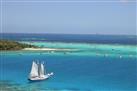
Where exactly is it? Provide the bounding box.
[0,33,137,91]
[1,52,137,91]
[1,33,137,45]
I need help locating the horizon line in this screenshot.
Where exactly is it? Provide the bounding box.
[0,32,136,36]
[1,0,136,3]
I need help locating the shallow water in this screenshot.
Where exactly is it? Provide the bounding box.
[0,42,137,91]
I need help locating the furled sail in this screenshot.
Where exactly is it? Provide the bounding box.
[30,61,39,77]
[39,63,45,77]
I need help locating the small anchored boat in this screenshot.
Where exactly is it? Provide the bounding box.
[28,61,53,81]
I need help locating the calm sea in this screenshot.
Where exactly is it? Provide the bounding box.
[1,33,137,45]
[0,33,137,91]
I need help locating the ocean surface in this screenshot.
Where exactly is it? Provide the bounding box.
[0,33,137,91]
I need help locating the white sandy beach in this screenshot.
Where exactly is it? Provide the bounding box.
[22,48,74,51]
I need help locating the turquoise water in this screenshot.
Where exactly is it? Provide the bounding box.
[0,42,137,91]
[22,41,136,57]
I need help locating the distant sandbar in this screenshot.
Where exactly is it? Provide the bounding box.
[22,48,74,51]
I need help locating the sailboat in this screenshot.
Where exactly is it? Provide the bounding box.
[28,61,53,81]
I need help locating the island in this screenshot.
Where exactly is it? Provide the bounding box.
[0,40,37,50]
[0,40,75,52]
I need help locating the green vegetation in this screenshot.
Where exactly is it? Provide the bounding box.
[0,40,37,50]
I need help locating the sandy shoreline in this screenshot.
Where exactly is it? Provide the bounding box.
[22,48,74,51]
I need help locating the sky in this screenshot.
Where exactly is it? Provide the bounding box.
[0,0,136,35]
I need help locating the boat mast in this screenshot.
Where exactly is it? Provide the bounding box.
[30,61,39,77]
[39,62,45,77]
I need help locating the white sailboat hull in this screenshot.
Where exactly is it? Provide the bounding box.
[28,72,54,81]
[29,75,49,81]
